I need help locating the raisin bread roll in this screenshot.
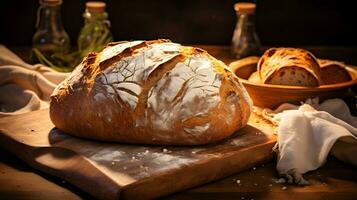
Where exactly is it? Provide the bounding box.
[318,59,352,85]
[50,39,252,145]
[257,48,321,87]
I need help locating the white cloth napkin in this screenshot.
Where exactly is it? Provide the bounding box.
[262,98,357,185]
[0,45,69,117]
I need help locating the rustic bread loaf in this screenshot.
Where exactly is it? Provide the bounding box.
[318,59,352,85]
[257,48,321,87]
[50,39,252,145]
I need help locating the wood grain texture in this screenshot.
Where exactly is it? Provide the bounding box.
[2,151,357,200]
[0,109,276,200]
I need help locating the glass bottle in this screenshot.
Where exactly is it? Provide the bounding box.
[32,0,70,56]
[77,1,113,57]
[231,3,261,59]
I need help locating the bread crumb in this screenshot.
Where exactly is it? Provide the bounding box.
[253,167,256,170]
[123,166,127,170]
[236,180,241,184]
[282,186,287,190]
[163,148,169,153]
[273,178,286,184]
[111,161,115,165]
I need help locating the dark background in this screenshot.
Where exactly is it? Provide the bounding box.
[1,0,356,47]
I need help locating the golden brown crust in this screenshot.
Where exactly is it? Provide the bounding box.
[257,48,321,87]
[318,59,352,85]
[50,40,252,145]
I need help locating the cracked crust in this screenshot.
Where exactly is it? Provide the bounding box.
[49,39,252,145]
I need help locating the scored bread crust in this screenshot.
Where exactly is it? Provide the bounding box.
[50,39,252,145]
[257,48,321,87]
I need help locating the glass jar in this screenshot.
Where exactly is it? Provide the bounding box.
[77,1,113,57]
[231,3,261,59]
[32,0,70,56]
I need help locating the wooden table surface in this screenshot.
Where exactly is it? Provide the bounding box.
[1,45,357,200]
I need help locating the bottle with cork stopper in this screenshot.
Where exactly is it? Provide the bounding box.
[231,2,261,59]
[32,0,70,58]
[77,1,113,57]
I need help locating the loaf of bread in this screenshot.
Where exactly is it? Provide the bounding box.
[318,59,352,85]
[257,48,321,87]
[50,39,252,145]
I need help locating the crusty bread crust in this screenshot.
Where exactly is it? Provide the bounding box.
[50,39,252,145]
[257,48,321,87]
[318,59,352,85]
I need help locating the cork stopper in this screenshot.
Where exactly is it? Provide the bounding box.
[234,3,256,15]
[42,0,62,6]
[86,1,106,13]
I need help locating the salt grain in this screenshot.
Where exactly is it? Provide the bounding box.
[282,186,287,190]
[253,167,256,170]
[236,180,241,184]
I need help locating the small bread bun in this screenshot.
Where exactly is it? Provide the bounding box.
[248,71,261,84]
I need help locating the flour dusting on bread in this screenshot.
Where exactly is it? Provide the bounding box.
[50,39,252,145]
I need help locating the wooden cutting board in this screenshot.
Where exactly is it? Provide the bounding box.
[0,109,276,200]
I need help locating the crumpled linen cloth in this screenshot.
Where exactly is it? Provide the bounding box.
[0,45,68,117]
[259,98,357,185]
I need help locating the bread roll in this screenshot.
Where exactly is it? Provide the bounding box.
[50,39,252,145]
[229,56,260,79]
[248,71,261,84]
[257,48,321,87]
[318,59,352,85]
